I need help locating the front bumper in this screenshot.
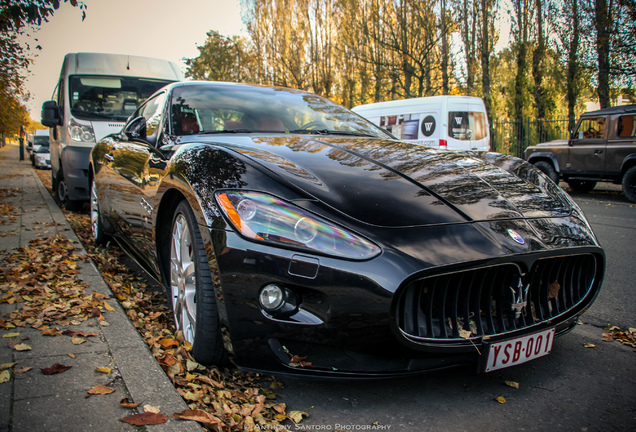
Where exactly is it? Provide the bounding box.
[208,220,604,378]
[61,146,92,200]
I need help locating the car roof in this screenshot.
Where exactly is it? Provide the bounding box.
[582,104,636,117]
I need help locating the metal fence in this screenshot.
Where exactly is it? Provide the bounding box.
[491,118,572,158]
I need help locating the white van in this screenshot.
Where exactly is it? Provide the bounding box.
[41,52,184,210]
[352,95,490,151]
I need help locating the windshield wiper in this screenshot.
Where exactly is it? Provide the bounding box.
[288,129,376,137]
[70,110,121,121]
[197,129,253,134]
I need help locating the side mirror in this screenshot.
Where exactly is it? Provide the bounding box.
[41,101,62,127]
[124,116,147,141]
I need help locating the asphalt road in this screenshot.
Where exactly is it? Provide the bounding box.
[277,185,636,432]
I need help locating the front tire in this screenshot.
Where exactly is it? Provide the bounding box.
[622,166,636,203]
[168,200,225,365]
[533,161,559,184]
[54,168,83,211]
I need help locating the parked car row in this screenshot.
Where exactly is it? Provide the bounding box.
[40,53,607,379]
[28,129,51,169]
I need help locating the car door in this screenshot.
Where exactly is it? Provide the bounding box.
[108,92,168,271]
[566,116,607,174]
[606,114,636,176]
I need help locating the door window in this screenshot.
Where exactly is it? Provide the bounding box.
[141,92,167,138]
[575,117,606,139]
[448,111,487,141]
[617,116,636,137]
[380,114,420,139]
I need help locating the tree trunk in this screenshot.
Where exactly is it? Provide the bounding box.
[532,0,546,142]
[595,0,611,108]
[567,0,580,131]
[441,0,449,94]
[481,0,492,124]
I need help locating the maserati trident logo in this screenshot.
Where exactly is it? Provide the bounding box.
[507,229,525,245]
[510,278,531,319]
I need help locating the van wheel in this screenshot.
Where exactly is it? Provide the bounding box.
[622,167,636,203]
[54,169,83,212]
[567,180,597,193]
[533,161,559,184]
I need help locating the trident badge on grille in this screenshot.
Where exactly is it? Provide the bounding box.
[510,278,531,318]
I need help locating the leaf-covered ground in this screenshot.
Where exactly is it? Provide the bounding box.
[0,169,309,431]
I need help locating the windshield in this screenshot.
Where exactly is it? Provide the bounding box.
[170,84,392,138]
[34,145,49,154]
[69,76,174,121]
[33,135,49,145]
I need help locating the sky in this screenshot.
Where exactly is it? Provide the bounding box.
[21,0,246,119]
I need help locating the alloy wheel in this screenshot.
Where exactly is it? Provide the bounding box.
[170,213,196,344]
[90,180,99,240]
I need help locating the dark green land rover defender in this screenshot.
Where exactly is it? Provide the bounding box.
[525,105,636,202]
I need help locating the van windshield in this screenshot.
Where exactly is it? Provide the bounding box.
[33,135,49,145]
[448,111,488,141]
[69,76,174,121]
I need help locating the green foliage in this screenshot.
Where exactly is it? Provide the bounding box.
[0,0,85,135]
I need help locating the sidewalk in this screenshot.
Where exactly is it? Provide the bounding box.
[0,143,201,432]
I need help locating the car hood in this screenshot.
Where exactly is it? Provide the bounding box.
[195,135,571,228]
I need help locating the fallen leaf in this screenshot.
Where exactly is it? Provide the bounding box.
[14,366,32,374]
[548,281,561,299]
[120,412,169,426]
[120,397,142,409]
[68,353,76,358]
[584,343,596,348]
[103,301,115,311]
[95,366,111,374]
[87,385,115,396]
[495,396,507,404]
[13,343,31,351]
[288,410,308,423]
[173,409,222,428]
[505,381,520,389]
[2,332,20,338]
[0,362,16,371]
[0,370,10,383]
[41,363,72,375]
[459,329,472,339]
[144,405,161,413]
[158,338,179,348]
[71,336,85,345]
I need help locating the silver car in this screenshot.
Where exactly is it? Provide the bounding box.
[32,144,51,169]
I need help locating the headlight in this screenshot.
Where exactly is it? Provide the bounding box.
[216,191,381,260]
[68,119,95,142]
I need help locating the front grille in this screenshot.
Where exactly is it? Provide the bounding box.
[396,254,598,341]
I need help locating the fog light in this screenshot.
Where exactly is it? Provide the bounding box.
[259,284,285,312]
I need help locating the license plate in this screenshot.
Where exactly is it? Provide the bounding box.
[484,327,555,372]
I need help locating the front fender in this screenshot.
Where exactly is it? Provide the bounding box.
[526,152,561,173]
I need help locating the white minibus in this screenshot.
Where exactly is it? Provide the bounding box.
[41,52,184,210]
[352,95,490,151]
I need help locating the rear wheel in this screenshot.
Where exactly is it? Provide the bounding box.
[168,200,226,365]
[622,166,636,203]
[533,161,559,184]
[566,179,597,193]
[54,168,83,211]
